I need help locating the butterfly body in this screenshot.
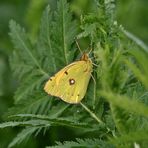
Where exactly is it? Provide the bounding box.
[44,53,93,104]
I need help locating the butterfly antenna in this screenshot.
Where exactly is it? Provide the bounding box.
[88,41,93,55]
[75,39,83,54]
[88,47,92,55]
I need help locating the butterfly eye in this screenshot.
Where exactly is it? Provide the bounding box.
[69,79,75,85]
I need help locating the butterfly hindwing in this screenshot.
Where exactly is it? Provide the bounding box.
[44,54,93,104]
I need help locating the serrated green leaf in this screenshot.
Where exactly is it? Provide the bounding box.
[100,91,148,117]
[8,127,38,148]
[47,138,114,148]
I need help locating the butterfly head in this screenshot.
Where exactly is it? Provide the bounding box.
[80,53,91,62]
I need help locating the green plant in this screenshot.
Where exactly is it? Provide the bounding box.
[0,0,148,147]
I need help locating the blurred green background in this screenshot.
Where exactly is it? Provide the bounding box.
[0,0,148,147]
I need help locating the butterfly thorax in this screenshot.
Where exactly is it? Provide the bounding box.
[80,53,92,68]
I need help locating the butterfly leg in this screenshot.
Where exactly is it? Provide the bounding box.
[91,73,96,110]
[91,74,96,85]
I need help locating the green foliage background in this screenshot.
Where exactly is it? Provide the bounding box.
[0,0,148,148]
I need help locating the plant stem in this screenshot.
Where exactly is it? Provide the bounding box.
[80,102,112,134]
[80,102,103,124]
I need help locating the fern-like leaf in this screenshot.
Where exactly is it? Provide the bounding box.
[48,138,114,148]
[52,0,77,65]
[8,127,39,148]
[9,20,46,77]
[100,91,148,117]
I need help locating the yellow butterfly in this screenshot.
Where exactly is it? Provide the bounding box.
[44,52,93,104]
